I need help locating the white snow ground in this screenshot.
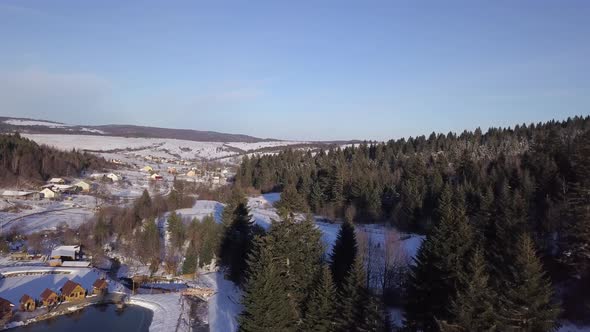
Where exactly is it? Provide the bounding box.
[21,134,312,162]
[129,293,189,332]
[199,271,242,332]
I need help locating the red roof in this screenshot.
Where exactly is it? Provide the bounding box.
[0,297,13,311]
[19,294,33,303]
[61,280,83,296]
[40,288,57,301]
[93,279,108,290]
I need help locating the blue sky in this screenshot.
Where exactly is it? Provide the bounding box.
[0,1,589,140]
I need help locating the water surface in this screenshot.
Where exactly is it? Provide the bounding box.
[13,304,152,332]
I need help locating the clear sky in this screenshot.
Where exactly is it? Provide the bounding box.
[1,1,589,141]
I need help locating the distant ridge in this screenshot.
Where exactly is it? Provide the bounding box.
[0,116,271,143]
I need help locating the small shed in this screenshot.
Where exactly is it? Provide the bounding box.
[61,280,86,302]
[39,188,58,199]
[19,294,35,312]
[142,165,153,172]
[74,181,91,192]
[51,245,80,261]
[89,173,105,180]
[40,288,58,307]
[93,279,108,295]
[106,173,120,182]
[0,297,14,322]
[186,170,196,177]
[48,178,66,184]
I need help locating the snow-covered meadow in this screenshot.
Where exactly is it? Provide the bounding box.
[21,134,311,162]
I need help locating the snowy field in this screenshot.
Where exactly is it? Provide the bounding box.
[21,134,312,162]
[0,194,97,234]
[0,266,103,305]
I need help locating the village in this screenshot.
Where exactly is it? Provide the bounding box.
[0,150,235,331]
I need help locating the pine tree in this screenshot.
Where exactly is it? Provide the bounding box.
[334,257,384,332]
[335,256,365,331]
[440,248,499,332]
[405,185,474,331]
[502,234,560,332]
[330,220,358,289]
[219,202,254,284]
[167,211,185,251]
[264,214,324,315]
[182,241,198,274]
[276,184,309,214]
[239,236,298,332]
[563,130,590,277]
[303,265,338,332]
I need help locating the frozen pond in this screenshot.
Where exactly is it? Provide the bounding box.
[12,304,152,332]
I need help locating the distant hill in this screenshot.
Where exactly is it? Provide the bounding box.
[0,116,271,143]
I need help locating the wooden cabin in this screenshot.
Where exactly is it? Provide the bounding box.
[61,280,86,302]
[92,279,108,295]
[19,294,35,312]
[40,288,58,307]
[0,297,14,323]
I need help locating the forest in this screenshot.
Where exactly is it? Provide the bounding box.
[0,132,109,186]
[233,116,590,331]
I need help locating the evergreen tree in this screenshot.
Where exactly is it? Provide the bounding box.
[253,213,325,317]
[276,184,309,214]
[440,248,499,332]
[239,236,298,332]
[563,130,590,277]
[139,218,161,267]
[219,202,254,284]
[167,211,185,251]
[502,234,560,332]
[197,214,221,267]
[182,241,198,275]
[330,220,358,289]
[405,186,474,331]
[335,257,385,332]
[303,265,338,332]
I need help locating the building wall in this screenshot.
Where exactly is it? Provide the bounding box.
[64,286,86,302]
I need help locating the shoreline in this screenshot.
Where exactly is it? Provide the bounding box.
[2,293,130,331]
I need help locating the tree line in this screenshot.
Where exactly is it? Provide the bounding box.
[234,116,590,329]
[0,133,109,186]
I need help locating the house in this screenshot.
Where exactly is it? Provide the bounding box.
[40,289,59,307]
[167,167,177,174]
[19,294,35,312]
[48,178,66,184]
[51,245,80,261]
[39,188,58,199]
[150,173,163,181]
[0,190,41,200]
[0,297,14,323]
[89,173,105,180]
[106,173,120,182]
[74,181,91,192]
[51,184,76,193]
[61,280,86,302]
[92,279,108,295]
[186,170,196,177]
[212,176,220,184]
[142,165,153,172]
